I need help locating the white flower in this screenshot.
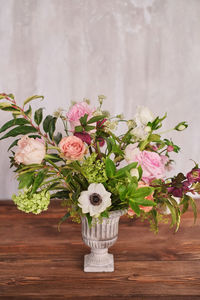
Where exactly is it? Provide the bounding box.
[125,143,140,162]
[131,126,148,140]
[78,183,112,217]
[130,168,139,178]
[135,106,154,126]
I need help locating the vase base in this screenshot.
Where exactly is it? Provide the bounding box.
[84,253,114,272]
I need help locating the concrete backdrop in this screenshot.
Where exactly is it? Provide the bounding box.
[0,0,200,199]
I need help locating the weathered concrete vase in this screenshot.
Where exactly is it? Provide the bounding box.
[81,210,126,272]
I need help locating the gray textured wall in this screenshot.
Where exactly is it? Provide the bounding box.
[0,0,200,199]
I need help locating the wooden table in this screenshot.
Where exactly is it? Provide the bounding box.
[0,200,200,299]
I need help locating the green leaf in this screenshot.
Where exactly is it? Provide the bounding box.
[1,106,19,112]
[86,213,93,226]
[49,117,57,140]
[24,105,32,118]
[45,154,62,162]
[0,118,30,134]
[181,195,189,214]
[58,212,71,232]
[148,134,161,142]
[34,108,43,125]
[165,200,177,226]
[0,126,37,140]
[80,114,88,126]
[31,170,46,194]
[7,139,19,151]
[54,132,62,145]
[127,182,137,197]
[151,209,158,229]
[74,125,83,133]
[129,200,140,216]
[137,165,143,180]
[132,187,153,199]
[46,182,60,191]
[118,184,127,201]
[43,115,53,133]
[139,139,149,151]
[134,198,155,207]
[23,95,44,106]
[84,125,95,132]
[189,196,197,223]
[0,102,14,109]
[50,190,70,199]
[105,157,116,178]
[17,172,34,189]
[101,210,109,218]
[114,162,138,179]
[7,93,15,100]
[87,115,106,124]
[105,138,112,155]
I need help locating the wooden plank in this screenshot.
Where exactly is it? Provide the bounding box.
[0,200,200,298]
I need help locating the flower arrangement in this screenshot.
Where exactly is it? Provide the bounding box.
[0,93,199,233]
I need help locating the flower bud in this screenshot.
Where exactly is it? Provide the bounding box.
[174,122,188,131]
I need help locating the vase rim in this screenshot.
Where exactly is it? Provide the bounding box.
[108,209,127,218]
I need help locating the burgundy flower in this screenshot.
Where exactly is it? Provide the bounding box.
[74,132,92,145]
[168,180,190,198]
[187,169,200,184]
[168,187,183,198]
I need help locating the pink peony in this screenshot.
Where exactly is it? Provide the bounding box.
[59,136,86,160]
[125,146,165,183]
[67,102,94,131]
[15,136,45,165]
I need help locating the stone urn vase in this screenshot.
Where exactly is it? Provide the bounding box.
[81,209,126,272]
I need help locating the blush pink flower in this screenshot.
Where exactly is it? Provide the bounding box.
[59,136,86,161]
[67,102,94,131]
[15,136,45,165]
[125,146,165,183]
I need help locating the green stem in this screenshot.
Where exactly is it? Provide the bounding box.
[47,146,61,151]
[158,128,174,135]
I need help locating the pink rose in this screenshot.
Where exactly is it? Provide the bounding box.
[125,146,165,183]
[59,136,86,160]
[15,136,45,165]
[67,102,94,131]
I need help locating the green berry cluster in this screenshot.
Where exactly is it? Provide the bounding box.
[12,190,50,214]
[82,153,108,183]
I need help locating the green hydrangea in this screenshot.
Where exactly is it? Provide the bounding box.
[82,153,108,183]
[12,190,50,214]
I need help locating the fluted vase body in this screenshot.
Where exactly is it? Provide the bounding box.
[81,210,126,272]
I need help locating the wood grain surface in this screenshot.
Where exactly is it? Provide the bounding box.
[0,200,200,299]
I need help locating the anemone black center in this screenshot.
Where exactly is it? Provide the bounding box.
[89,193,102,206]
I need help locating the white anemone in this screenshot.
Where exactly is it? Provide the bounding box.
[78,183,112,217]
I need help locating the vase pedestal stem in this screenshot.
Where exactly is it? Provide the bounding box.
[84,248,114,272]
